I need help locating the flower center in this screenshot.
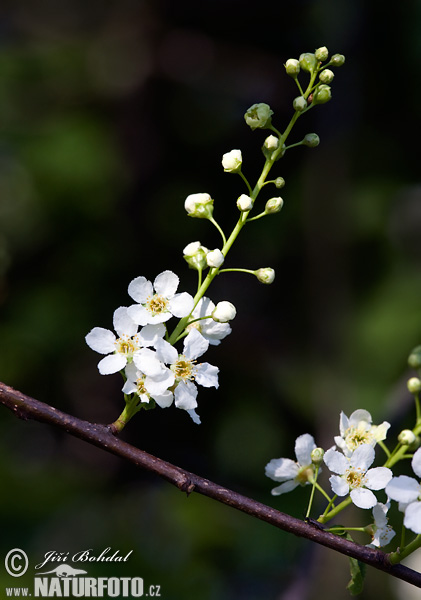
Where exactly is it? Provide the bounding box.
[172,355,196,382]
[135,375,148,397]
[344,427,374,452]
[345,467,366,489]
[115,335,139,357]
[146,294,169,316]
[296,466,314,485]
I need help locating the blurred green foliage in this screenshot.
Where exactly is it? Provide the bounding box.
[0,1,420,599]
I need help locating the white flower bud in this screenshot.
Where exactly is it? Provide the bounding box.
[183,241,209,270]
[315,46,329,62]
[264,135,279,150]
[311,447,325,465]
[237,194,253,212]
[398,429,417,446]
[319,69,334,84]
[408,377,421,394]
[184,193,214,219]
[255,268,275,284]
[275,177,285,189]
[212,301,236,323]
[206,249,225,268]
[285,58,300,77]
[222,149,242,173]
[293,96,307,112]
[265,197,283,214]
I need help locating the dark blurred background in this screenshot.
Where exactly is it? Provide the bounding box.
[0,1,420,599]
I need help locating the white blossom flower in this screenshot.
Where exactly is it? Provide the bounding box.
[222,149,242,172]
[334,409,390,457]
[324,444,392,509]
[265,434,318,495]
[212,301,236,323]
[85,307,165,375]
[122,361,174,408]
[186,296,231,346]
[127,270,194,326]
[206,249,224,268]
[386,447,421,534]
[369,502,396,548]
[150,328,219,423]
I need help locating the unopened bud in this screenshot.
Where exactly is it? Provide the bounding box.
[398,429,417,446]
[293,96,307,112]
[331,54,345,67]
[315,46,329,62]
[255,268,275,284]
[206,249,225,268]
[222,149,242,173]
[275,177,285,189]
[265,197,283,214]
[407,377,421,394]
[311,84,332,105]
[185,192,214,219]
[244,103,273,130]
[319,69,334,84]
[264,135,279,150]
[183,241,209,270]
[299,53,317,73]
[237,194,253,212]
[303,133,320,148]
[285,58,300,77]
[212,301,236,323]
[311,447,325,465]
[408,345,421,369]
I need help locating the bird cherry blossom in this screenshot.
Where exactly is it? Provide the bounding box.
[334,409,390,457]
[122,362,174,409]
[85,307,166,375]
[186,297,231,346]
[324,444,392,509]
[368,503,396,548]
[127,270,194,326]
[265,434,318,495]
[386,447,421,534]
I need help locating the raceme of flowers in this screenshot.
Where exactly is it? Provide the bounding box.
[86,270,234,424]
[264,408,421,544]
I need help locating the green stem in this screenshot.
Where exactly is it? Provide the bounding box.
[319,496,352,524]
[209,217,227,246]
[238,170,253,196]
[218,268,256,275]
[111,394,141,433]
[305,465,320,519]
[389,534,421,565]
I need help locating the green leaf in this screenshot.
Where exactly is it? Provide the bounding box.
[346,556,366,595]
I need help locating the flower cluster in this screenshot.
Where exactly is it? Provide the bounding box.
[86,270,234,424]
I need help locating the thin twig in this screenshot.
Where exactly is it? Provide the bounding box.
[0,380,420,588]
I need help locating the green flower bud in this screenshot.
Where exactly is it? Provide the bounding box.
[285,58,300,77]
[407,377,421,394]
[183,241,209,270]
[255,268,275,284]
[303,133,320,148]
[331,54,345,67]
[293,96,307,112]
[408,345,421,369]
[315,46,329,62]
[184,192,214,219]
[275,177,285,189]
[398,429,417,446]
[244,103,274,130]
[319,69,334,84]
[311,84,332,105]
[311,447,325,465]
[265,197,283,214]
[299,53,317,73]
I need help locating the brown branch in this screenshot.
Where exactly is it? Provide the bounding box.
[1,381,420,588]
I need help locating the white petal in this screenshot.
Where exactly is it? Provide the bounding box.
[386,475,421,503]
[329,475,349,497]
[154,270,179,298]
[127,304,150,326]
[339,411,349,437]
[334,435,350,456]
[138,323,166,347]
[169,292,194,318]
[350,444,374,471]
[85,327,116,354]
[265,458,299,482]
[365,467,392,491]
[145,369,175,395]
[187,409,201,424]
[295,434,316,467]
[324,448,348,475]
[351,487,377,509]
[200,320,231,345]
[134,348,163,377]
[193,297,215,318]
[97,353,126,375]
[113,306,138,337]
[372,502,389,528]
[174,380,198,410]
[152,390,174,409]
[128,276,153,303]
[195,362,219,388]
[155,338,178,364]
[122,380,137,394]
[124,361,138,382]
[411,447,421,479]
[348,409,372,429]
[404,502,421,534]
[183,328,209,359]
[270,480,299,496]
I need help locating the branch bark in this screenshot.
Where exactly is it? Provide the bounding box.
[1,380,420,588]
